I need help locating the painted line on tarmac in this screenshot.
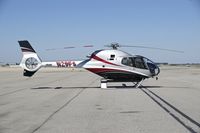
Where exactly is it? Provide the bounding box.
[0,73,77,97]
[31,77,99,133]
[140,86,200,133]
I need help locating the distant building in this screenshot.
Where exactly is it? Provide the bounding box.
[156,62,168,65]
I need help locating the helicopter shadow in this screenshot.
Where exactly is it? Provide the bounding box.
[108,85,163,90]
[31,86,98,90]
[31,85,164,90]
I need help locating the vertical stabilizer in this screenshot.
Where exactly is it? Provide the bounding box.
[18,40,42,77]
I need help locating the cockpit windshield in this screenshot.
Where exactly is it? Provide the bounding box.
[121,56,160,76]
[143,57,160,76]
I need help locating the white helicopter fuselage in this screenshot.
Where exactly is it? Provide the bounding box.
[78,49,159,82]
[18,40,160,85]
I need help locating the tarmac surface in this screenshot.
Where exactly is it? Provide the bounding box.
[0,66,200,133]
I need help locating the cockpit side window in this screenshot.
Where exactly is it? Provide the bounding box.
[121,57,134,67]
[122,57,128,66]
[122,57,147,69]
[134,57,146,69]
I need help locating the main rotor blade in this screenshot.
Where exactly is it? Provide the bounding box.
[83,45,94,47]
[46,47,74,51]
[46,48,57,51]
[64,46,75,49]
[121,45,184,53]
[46,45,93,51]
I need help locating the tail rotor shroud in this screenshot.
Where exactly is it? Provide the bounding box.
[18,40,42,77]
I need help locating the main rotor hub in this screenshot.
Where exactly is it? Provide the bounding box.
[110,42,120,49]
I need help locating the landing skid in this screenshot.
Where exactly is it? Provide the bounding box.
[100,79,107,89]
[133,79,144,88]
[100,78,144,89]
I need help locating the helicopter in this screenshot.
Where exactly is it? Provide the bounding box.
[18,40,182,88]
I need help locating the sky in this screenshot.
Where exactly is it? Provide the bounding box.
[0,0,200,64]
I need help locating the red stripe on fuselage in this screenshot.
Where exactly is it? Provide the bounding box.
[91,54,120,66]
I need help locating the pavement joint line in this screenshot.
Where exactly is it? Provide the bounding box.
[0,73,77,97]
[0,69,67,85]
[31,77,99,133]
[140,86,200,133]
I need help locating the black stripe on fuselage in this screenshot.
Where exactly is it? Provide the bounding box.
[97,71,148,82]
[86,68,148,82]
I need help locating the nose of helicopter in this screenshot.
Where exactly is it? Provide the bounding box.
[154,64,160,76]
[147,62,160,76]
